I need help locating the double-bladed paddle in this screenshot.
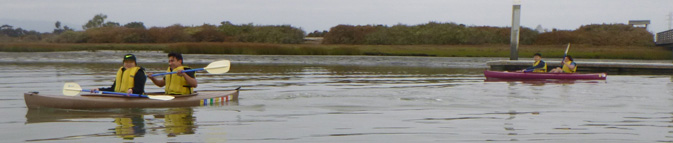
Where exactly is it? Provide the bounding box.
[564,43,570,59]
[150,60,230,77]
[562,43,570,65]
[62,82,174,100]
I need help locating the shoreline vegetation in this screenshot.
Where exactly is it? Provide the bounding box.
[1,14,666,60]
[1,42,669,60]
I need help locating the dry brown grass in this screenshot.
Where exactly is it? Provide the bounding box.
[1,42,669,60]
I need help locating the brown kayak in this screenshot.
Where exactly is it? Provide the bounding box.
[24,89,239,109]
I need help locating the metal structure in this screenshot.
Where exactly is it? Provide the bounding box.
[628,20,650,29]
[657,29,673,46]
[510,0,521,60]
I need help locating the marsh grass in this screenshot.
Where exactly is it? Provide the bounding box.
[1,42,670,60]
[165,42,361,55]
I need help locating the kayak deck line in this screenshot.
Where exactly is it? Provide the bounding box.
[487,60,673,74]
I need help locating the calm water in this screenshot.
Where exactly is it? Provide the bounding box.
[1,51,673,142]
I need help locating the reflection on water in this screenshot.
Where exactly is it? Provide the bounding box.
[25,108,197,141]
[484,78,606,86]
[160,108,195,137]
[114,114,145,140]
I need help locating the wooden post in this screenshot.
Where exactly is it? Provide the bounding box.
[510,0,521,60]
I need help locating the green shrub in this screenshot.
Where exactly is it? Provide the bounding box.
[323,22,538,45]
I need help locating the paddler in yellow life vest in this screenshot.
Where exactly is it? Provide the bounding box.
[518,53,547,73]
[92,54,147,95]
[550,55,577,73]
[147,53,198,95]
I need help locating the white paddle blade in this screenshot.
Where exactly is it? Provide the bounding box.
[204,60,230,74]
[63,82,83,96]
[147,95,175,101]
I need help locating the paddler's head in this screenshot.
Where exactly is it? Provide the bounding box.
[168,52,184,69]
[123,54,137,69]
[565,55,573,62]
[533,53,542,62]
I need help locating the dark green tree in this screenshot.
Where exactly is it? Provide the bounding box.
[63,25,73,31]
[1,25,23,37]
[53,21,64,34]
[307,30,328,37]
[83,14,108,30]
[124,22,146,29]
[103,21,120,27]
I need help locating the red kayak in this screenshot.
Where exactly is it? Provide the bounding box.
[484,70,607,80]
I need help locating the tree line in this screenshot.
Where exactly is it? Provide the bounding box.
[0,25,43,42]
[0,14,655,46]
[322,22,654,46]
[534,24,654,46]
[0,14,306,44]
[323,22,538,45]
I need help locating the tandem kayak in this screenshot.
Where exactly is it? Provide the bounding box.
[484,70,607,80]
[24,89,239,109]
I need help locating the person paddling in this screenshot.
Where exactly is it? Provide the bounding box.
[92,54,147,95]
[518,53,547,73]
[147,53,198,95]
[549,55,577,73]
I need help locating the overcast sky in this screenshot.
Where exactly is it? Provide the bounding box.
[2,0,672,34]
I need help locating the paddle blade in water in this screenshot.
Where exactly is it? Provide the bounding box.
[63,82,83,96]
[204,60,230,74]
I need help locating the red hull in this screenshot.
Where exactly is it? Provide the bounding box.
[484,70,607,80]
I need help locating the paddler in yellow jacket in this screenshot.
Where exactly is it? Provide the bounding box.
[147,53,198,95]
[518,53,547,73]
[92,54,147,95]
[550,55,577,73]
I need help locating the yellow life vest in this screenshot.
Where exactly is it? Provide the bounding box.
[114,66,141,93]
[562,61,577,73]
[165,66,194,95]
[532,60,547,73]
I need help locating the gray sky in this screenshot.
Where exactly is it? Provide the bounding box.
[2,0,672,34]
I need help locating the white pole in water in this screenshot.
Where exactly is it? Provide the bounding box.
[510,0,521,60]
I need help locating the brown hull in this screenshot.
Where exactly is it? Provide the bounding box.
[24,90,239,109]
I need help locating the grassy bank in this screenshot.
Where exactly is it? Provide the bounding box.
[168,43,672,60]
[1,42,670,60]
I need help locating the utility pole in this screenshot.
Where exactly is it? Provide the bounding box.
[666,12,673,30]
[510,0,521,60]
